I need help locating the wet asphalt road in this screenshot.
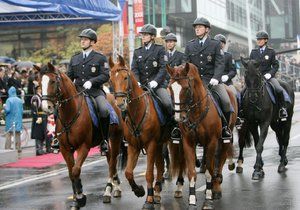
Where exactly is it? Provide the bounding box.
[0,101,299,210]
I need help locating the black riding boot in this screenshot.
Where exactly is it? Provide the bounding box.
[170,117,182,144]
[100,116,110,156]
[36,139,45,156]
[222,112,232,142]
[278,94,288,120]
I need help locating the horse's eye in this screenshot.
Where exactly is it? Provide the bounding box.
[124,77,128,80]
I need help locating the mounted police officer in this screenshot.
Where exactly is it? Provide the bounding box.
[214,34,237,86]
[67,28,110,155]
[131,24,181,141]
[249,30,288,120]
[164,33,185,85]
[185,17,232,140]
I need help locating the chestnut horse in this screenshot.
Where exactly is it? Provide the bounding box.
[36,63,125,209]
[109,55,182,210]
[167,63,237,209]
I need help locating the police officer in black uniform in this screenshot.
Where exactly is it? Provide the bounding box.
[67,28,110,155]
[185,17,232,140]
[250,30,288,120]
[214,34,237,85]
[164,33,185,85]
[131,24,181,141]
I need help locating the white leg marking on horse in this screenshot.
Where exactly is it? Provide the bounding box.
[176,182,184,192]
[104,178,113,196]
[228,158,234,165]
[205,170,213,200]
[41,75,50,112]
[237,160,243,167]
[171,81,182,121]
[189,176,196,205]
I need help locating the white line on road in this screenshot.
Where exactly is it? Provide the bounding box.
[0,157,106,191]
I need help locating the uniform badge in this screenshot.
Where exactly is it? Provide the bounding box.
[207,55,212,62]
[265,55,269,60]
[164,55,168,62]
[138,56,142,58]
[104,62,109,68]
[153,61,158,67]
[91,67,96,72]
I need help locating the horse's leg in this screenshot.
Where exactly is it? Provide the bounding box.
[103,132,122,203]
[277,120,291,173]
[154,143,164,204]
[60,147,78,209]
[182,138,197,206]
[199,146,207,173]
[162,143,171,180]
[252,123,268,180]
[174,167,185,198]
[236,122,247,173]
[202,140,217,210]
[125,144,144,197]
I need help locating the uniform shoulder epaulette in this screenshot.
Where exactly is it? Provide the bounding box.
[188,39,195,42]
[136,46,143,50]
[73,51,81,56]
[267,46,273,50]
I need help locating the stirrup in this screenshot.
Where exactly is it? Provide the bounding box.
[279,108,288,121]
[100,140,108,156]
[235,117,244,130]
[222,127,232,143]
[51,138,60,153]
[171,127,182,144]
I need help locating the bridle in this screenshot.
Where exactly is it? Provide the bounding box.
[41,70,85,149]
[170,75,210,130]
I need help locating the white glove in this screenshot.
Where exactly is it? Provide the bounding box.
[83,81,92,89]
[264,73,271,80]
[36,117,42,124]
[209,78,219,86]
[149,80,158,88]
[221,75,229,83]
[137,82,141,87]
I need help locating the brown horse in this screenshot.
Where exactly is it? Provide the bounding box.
[167,63,237,209]
[36,63,124,209]
[109,55,179,210]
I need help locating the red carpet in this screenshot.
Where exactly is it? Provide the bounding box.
[2,147,100,168]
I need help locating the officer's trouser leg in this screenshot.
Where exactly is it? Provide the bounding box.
[269,78,288,119]
[211,84,232,140]
[95,95,110,155]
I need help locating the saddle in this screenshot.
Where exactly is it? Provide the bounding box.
[265,82,291,105]
[208,88,234,117]
[146,87,166,126]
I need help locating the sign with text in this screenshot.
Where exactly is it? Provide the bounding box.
[133,0,144,34]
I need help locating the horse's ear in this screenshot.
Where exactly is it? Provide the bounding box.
[118,54,126,67]
[33,65,41,72]
[240,57,248,69]
[109,56,114,69]
[183,62,190,75]
[47,62,56,72]
[166,64,174,76]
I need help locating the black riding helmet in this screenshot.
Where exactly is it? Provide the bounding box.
[165,33,177,42]
[193,17,211,28]
[140,24,157,36]
[78,28,97,43]
[256,30,269,39]
[214,34,226,44]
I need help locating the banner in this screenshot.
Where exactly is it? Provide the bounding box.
[133,0,144,34]
[122,1,128,36]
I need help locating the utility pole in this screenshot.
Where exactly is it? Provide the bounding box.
[128,0,135,65]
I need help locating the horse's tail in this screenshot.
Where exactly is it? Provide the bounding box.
[118,139,128,170]
[169,142,186,178]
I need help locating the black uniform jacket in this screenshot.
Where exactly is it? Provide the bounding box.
[223,51,237,85]
[249,46,279,77]
[131,43,167,87]
[67,50,109,97]
[185,37,225,83]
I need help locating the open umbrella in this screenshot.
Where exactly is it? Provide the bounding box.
[0,56,16,64]
[13,61,35,70]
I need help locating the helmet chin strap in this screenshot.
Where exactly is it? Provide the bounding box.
[83,44,92,51]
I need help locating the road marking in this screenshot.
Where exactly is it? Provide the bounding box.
[0,158,106,191]
[196,184,206,192]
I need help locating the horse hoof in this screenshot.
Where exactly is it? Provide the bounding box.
[77,194,86,207]
[236,166,243,174]
[278,164,286,173]
[70,200,80,210]
[213,191,222,200]
[133,185,145,197]
[163,171,171,180]
[103,195,111,203]
[70,206,79,210]
[154,195,161,204]
[142,201,155,210]
[113,190,122,198]
[202,199,214,210]
[199,165,206,173]
[174,190,182,198]
[252,170,264,180]
[228,163,235,171]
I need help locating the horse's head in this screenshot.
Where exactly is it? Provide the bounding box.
[241,57,263,89]
[109,55,132,111]
[34,62,62,114]
[167,63,198,122]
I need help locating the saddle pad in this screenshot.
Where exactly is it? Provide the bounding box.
[85,97,119,128]
[152,98,166,126]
